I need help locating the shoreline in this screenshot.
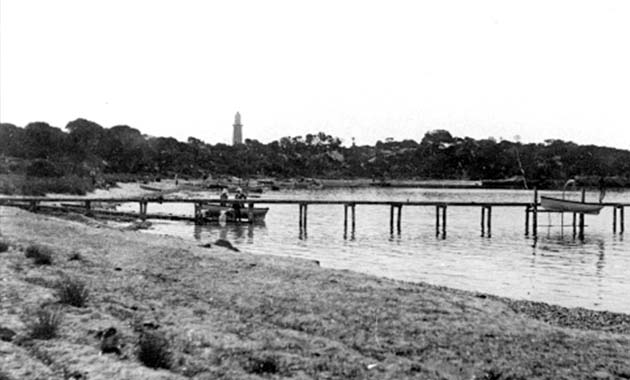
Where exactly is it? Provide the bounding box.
[1,206,629,379]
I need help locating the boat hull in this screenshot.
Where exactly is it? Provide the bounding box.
[540,196,604,215]
[202,204,269,223]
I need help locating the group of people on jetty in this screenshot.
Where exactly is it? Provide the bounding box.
[219,187,247,220]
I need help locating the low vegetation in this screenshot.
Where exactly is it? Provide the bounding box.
[2,119,630,191]
[0,174,93,196]
[56,276,89,307]
[26,304,63,340]
[137,330,172,369]
[24,244,53,265]
[0,240,9,253]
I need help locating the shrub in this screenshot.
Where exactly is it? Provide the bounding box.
[27,305,63,339]
[25,159,63,178]
[24,244,53,265]
[0,240,9,253]
[137,330,172,369]
[56,276,89,307]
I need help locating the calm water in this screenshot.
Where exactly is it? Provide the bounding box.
[120,188,630,314]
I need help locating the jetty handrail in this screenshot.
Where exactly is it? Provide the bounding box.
[1,196,629,207]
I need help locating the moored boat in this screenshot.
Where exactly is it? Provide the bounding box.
[540,196,604,215]
[201,204,269,223]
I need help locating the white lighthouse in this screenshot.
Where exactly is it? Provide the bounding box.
[232,112,243,145]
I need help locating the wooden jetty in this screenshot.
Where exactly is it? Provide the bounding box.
[0,192,627,239]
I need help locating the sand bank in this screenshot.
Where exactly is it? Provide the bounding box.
[1,206,629,379]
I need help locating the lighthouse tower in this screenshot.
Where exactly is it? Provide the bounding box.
[232,112,243,145]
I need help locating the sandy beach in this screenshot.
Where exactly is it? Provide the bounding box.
[1,204,629,380]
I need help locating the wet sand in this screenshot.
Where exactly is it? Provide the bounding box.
[1,206,629,379]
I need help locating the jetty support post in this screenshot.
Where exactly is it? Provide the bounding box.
[304,203,308,232]
[390,205,394,234]
[486,206,492,238]
[441,205,447,239]
[524,205,530,236]
[578,189,586,240]
[248,202,254,224]
[481,206,486,237]
[140,200,148,221]
[84,200,92,217]
[435,205,440,237]
[351,203,356,238]
[614,205,624,235]
[620,206,625,235]
[532,189,538,238]
[481,206,492,237]
[343,204,348,238]
[397,204,402,234]
[435,205,447,238]
[572,213,577,238]
[299,203,303,231]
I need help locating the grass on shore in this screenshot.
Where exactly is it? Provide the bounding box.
[55,276,89,308]
[1,206,630,379]
[25,304,64,340]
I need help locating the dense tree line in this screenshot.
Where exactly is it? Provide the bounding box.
[1,119,629,187]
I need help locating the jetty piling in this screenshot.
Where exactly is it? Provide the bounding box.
[85,200,92,217]
[298,203,308,236]
[140,201,148,221]
[390,205,394,233]
[298,203,304,233]
[578,189,586,240]
[613,206,617,233]
[435,205,440,237]
[351,203,356,238]
[524,205,530,236]
[248,202,254,221]
[397,204,402,234]
[613,205,625,235]
[532,189,538,238]
[620,206,625,234]
[390,204,402,234]
[344,204,348,238]
[435,205,447,239]
[481,205,492,237]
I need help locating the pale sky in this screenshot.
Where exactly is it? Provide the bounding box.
[1,0,629,148]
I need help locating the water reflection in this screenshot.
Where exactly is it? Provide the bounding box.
[193,222,261,243]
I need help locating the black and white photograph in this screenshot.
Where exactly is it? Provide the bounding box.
[1,1,629,379]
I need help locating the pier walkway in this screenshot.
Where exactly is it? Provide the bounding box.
[1,194,627,239]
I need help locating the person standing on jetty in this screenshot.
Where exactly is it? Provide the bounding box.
[219,188,229,206]
[233,188,247,221]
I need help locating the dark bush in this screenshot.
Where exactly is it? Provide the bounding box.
[27,305,63,339]
[25,244,53,265]
[26,159,63,177]
[137,330,172,369]
[246,355,279,375]
[56,276,89,307]
[21,175,93,196]
[0,240,9,253]
[68,252,82,261]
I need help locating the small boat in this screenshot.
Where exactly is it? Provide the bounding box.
[540,196,604,215]
[201,204,269,223]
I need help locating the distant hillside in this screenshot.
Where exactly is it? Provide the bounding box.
[2,118,630,189]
